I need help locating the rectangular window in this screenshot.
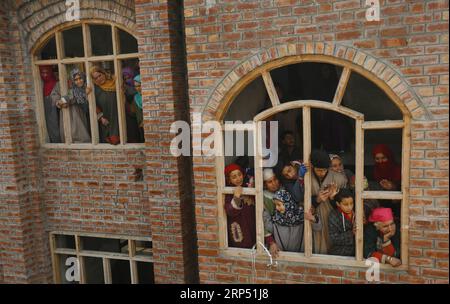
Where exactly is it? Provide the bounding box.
[50,232,154,284]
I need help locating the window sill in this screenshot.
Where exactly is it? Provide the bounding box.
[41,143,145,150]
[221,248,408,272]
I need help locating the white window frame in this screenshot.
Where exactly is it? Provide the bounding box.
[216,56,410,270]
[32,20,143,149]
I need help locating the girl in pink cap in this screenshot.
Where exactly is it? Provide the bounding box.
[363,207,401,267]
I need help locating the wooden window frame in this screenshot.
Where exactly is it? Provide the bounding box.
[49,231,153,284]
[216,56,410,271]
[32,20,143,149]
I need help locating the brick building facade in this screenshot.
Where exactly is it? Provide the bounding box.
[0,0,448,284]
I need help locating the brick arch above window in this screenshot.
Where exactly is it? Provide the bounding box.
[15,0,136,53]
[201,42,432,123]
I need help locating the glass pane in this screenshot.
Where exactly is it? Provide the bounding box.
[57,254,79,284]
[111,259,131,284]
[81,236,128,253]
[363,199,402,265]
[224,130,254,188]
[137,262,154,284]
[135,241,152,257]
[224,76,268,122]
[120,58,144,143]
[83,257,105,284]
[37,36,57,60]
[311,108,355,154]
[39,65,63,143]
[270,62,343,103]
[90,25,113,56]
[63,63,92,143]
[118,28,138,54]
[365,129,403,191]
[342,71,403,121]
[62,26,84,58]
[89,62,120,145]
[55,235,76,249]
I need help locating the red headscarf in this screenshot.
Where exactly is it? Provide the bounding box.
[372,144,401,184]
[368,207,393,223]
[39,65,58,97]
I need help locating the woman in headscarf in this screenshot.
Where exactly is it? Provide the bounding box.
[90,65,120,145]
[372,144,401,191]
[39,65,61,143]
[122,66,141,143]
[371,144,402,220]
[364,207,401,267]
[133,74,145,142]
[57,68,91,143]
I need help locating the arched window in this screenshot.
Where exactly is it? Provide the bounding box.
[32,21,143,148]
[217,56,410,269]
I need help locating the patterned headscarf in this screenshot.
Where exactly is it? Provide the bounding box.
[70,69,88,105]
[123,67,136,87]
[272,189,304,226]
[134,74,142,109]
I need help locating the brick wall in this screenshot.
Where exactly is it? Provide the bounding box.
[184,0,449,283]
[0,1,49,283]
[135,0,198,283]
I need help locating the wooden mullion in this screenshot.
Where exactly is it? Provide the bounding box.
[75,235,85,284]
[103,258,112,284]
[332,67,351,106]
[254,124,263,254]
[355,119,364,261]
[302,106,312,257]
[33,63,50,145]
[261,71,280,107]
[49,233,61,283]
[84,61,100,145]
[401,116,411,266]
[130,260,138,284]
[56,31,73,144]
[362,120,404,130]
[112,25,127,144]
[216,129,227,249]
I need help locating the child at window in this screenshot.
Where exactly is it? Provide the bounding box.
[265,189,320,253]
[328,188,355,256]
[280,160,308,203]
[224,164,256,249]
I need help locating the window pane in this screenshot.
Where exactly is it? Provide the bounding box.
[39,65,63,143]
[64,63,92,143]
[224,76,268,122]
[135,241,152,257]
[120,58,144,143]
[37,36,57,60]
[363,199,402,264]
[365,129,403,192]
[118,28,138,54]
[270,62,343,103]
[342,71,403,121]
[55,235,76,249]
[137,262,154,284]
[90,25,113,56]
[110,259,131,284]
[83,257,105,284]
[57,254,79,284]
[81,236,128,253]
[62,26,84,58]
[89,62,120,145]
[224,130,254,187]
